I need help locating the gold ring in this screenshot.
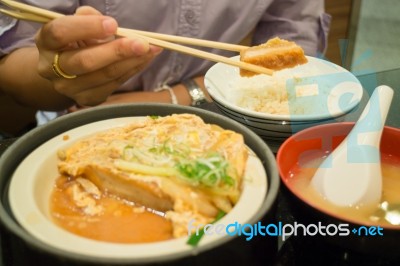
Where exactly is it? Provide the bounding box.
[52,52,77,79]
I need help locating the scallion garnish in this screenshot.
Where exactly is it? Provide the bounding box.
[186,210,226,247]
[176,155,234,188]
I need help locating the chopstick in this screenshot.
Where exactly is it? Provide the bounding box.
[124,29,248,52]
[116,28,275,75]
[0,0,274,75]
[0,7,51,23]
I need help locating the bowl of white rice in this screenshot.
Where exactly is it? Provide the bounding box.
[204,56,363,151]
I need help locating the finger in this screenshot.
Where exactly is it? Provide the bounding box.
[150,45,163,55]
[51,75,116,106]
[55,61,147,107]
[75,7,114,46]
[54,37,151,76]
[89,55,152,86]
[71,64,147,106]
[36,15,118,50]
[52,53,153,97]
[75,6,102,16]
[50,48,152,92]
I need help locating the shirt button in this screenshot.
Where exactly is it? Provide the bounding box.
[184,10,197,25]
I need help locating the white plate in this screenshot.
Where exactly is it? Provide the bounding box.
[205,56,363,121]
[8,117,268,260]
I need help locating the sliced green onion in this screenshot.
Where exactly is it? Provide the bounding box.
[186,210,226,247]
[176,156,234,189]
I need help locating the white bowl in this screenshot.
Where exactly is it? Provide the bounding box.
[0,104,279,265]
[204,56,363,151]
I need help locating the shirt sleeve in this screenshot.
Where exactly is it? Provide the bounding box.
[0,0,79,57]
[252,0,331,56]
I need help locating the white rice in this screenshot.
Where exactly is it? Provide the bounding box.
[228,66,325,116]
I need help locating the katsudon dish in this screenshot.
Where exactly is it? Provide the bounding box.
[51,114,248,243]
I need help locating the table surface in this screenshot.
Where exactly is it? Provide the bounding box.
[0,69,399,265]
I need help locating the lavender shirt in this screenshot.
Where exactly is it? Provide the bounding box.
[0,0,330,123]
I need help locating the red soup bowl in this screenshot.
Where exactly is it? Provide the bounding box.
[276,122,400,258]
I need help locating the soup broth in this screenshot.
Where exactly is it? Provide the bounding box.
[50,176,173,243]
[287,154,400,226]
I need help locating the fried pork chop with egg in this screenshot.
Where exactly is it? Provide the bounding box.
[58,114,248,235]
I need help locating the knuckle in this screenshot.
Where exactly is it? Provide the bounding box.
[45,22,69,44]
[76,52,97,71]
[114,39,131,57]
[113,43,125,58]
[102,64,120,79]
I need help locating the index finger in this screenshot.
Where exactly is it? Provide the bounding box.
[36,15,118,50]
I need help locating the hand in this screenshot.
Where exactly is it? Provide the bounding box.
[35,6,162,106]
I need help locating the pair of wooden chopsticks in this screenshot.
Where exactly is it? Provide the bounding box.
[0,0,274,76]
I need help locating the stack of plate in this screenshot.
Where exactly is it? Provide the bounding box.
[205,56,363,151]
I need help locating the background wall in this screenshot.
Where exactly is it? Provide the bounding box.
[325,0,353,66]
[347,0,400,74]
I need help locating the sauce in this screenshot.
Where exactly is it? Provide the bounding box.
[50,176,173,243]
[287,155,400,226]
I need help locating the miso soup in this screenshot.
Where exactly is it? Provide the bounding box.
[286,154,400,226]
